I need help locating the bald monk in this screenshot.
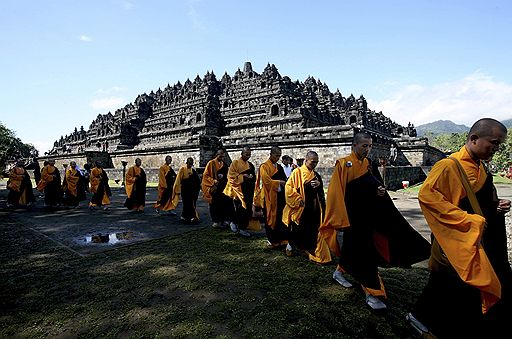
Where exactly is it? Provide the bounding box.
[89,161,111,210]
[282,150,331,264]
[407,118,512,338]
[202,149,232,228]
[223,146,255,237]
[154,155,177,215]
[321,132,430,311]
[253,146,289,248]
[124,158,147,212]
[36,159,62,207]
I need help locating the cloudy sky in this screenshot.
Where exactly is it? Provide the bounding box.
[1,0,511,152]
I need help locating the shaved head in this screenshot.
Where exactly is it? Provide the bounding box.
[353,132,372,144]
[468,118,507,140]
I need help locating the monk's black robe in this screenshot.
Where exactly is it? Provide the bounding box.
[233,164,256,229]
[181,168,201,220]
[340,168,431,290]
[124,168,147,209]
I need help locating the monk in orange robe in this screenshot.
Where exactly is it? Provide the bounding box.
[282,151,331,264]
[408,118,511,338]
[89,161,111,210]
[36,159,62,207]
[321,132,430,311]
[124,158,147,212]
[223,146,255,237]
[202,150,232,228]
[7,160,35,207]
[154,155,177,215]
[62,161,87,207]
[253,146,289,248]
[172,157,201,223]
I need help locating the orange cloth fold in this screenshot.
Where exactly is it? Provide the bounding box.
[63,168,79,197]
[170,165,195,210]
[320,152,369,255]
[201,159,224,204]
[419,145,501,313]
[282,165,331,264]
[223,158,250,209]
[154,163,175,211]
[125,166,142,198]
[7,167,25,192]
[36,165,57,192]
[254,159,281,228]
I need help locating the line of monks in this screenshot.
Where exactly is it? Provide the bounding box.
[6,134,430,313]
[5,122,511,334]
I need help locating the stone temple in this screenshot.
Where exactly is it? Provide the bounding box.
[45,62,444,187]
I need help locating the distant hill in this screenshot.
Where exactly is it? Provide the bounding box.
[416,120,469,137]
[416,118,512,136]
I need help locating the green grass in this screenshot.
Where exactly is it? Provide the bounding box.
[493,175,512,184]
[0,215,428,338]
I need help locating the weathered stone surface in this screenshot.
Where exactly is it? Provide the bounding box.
[42,62,445,186]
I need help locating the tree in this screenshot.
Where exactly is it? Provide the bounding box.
[0,122,37,172]
[493,127,512,169]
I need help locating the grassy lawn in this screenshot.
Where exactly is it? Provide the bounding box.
[0,215,428,338]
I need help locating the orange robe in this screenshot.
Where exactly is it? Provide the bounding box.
[125,166,142,198]
[36,165,57,192]
[254,159,282,228]
[154,163,176,211]
[223,158,251,209]
[202,159,225,204]
[90,167,110,206]
[63,168,80,197]
[7,166,33,205]
[320,152,369,255]
[282,165,332,264]
[419,146,501,312]
[172,165,200,219]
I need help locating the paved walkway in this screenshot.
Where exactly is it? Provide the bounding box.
[1,182,510,259]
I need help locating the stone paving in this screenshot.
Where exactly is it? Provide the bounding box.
[0,182,510,262]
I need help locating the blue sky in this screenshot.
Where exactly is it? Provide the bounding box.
[1,0,511,153]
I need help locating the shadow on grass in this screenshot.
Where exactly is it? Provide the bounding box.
[0,214,429,338]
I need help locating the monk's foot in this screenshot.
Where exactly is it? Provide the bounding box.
[332,270,353,288]
[365,295,387,311]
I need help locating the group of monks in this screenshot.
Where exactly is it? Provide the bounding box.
[5,118,511,336]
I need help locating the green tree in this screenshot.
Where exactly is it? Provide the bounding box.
[493,127,512,169]
[430,132,468,153]
[0,122,37,172]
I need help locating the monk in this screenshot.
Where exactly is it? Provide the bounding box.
[154,155,177,215]
[253,146,289,248]
[407,118,511,338]
[89,161,111,210]
[202,150,232,228]
[223,146,255,237]
[282,151,331,264]
[320,132,430,311]
[172,157,201,223]
[36,159,62,207]
[62,161,87,207]
[124,158,147,212]
[7,160,35,207]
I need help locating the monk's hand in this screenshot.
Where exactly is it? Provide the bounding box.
[310,179,320,188]
[377,185,386,196]
[497,199,511,214]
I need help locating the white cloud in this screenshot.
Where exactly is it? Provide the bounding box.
[90,97,126,111]
[368,72,512,127]
[79,35,92,42]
